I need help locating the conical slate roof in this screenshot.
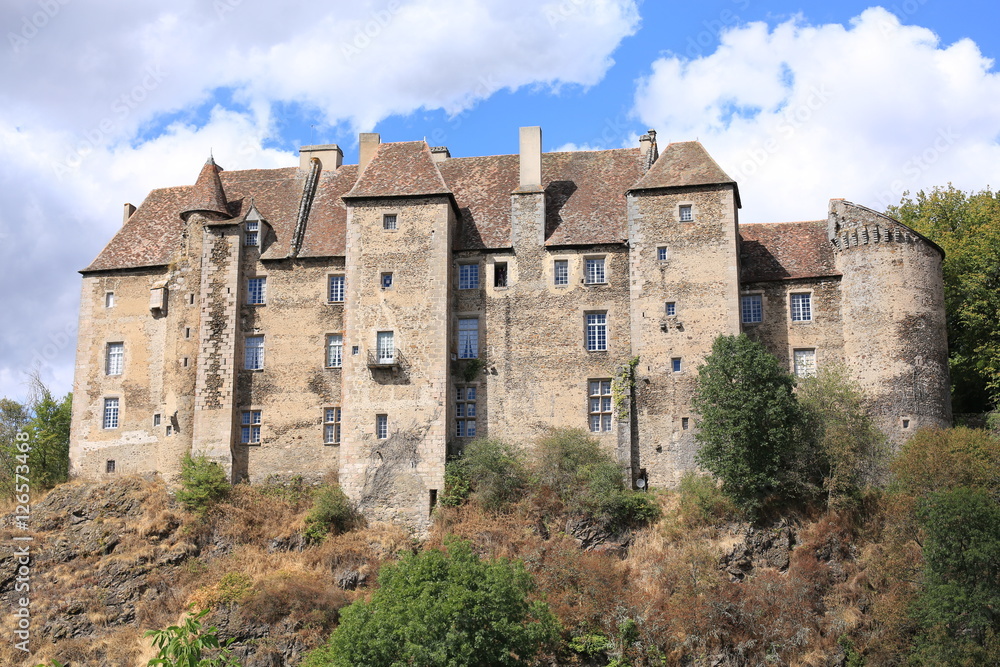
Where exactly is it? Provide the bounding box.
[181,156,230,217]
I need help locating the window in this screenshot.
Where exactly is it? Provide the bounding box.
[790,293,812,322]
[377,331,394,364]
[459,263,479,289]
[245,335,264,370]
[657,246,668,261]
[679,205,693,222]
[383,213,397,230]
[326,334,343,368]
[247,277,266,305]
[672,357,682,373]
[585,312,607,351]
[494,262,508,288]
[902,418,910,429]
[106,342,123,376]
[188,293,195,306]
[793,349,816,377]
[741,294,763,324]
[588,380,613,433]
[554,259,569,286]
[245,220,259,246]
[458,319,478,359]
[665,302,676,316]
[106,460,116,473]
[166,425,173,436]
[584,257,606,284]
[682,417,690,430]
[153,414,161,427]
[324,407,341,444]
[376,414,388,439]
[105,291,115,308]
[456,386,477,437]
[381,272,393,289]
[328,275,345,303]
[241,410,261,444]
[103,398,119,429]
[185,327,191,339]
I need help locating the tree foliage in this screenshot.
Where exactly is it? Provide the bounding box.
[303,484,361,543]
[176,454,230,515]
[145,608,239,667]
[303,538,560,667]
[692,334,803,513]
[448,437,528,511]
[0,373,71,497]
[888,186,1000,412]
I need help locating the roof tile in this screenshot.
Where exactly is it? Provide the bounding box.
[739,220,839,282]
[345,141,450,199]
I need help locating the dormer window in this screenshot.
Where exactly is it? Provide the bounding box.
[245,220,259,246]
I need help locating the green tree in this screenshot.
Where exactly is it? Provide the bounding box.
[452,437,528,511]
[303,539,560,667]
[692,334,803,513]
[176,454,230,515]
[797,365,888,508]
[888,186,1000,412]
[0,373,72,497]
[303,484,361,543]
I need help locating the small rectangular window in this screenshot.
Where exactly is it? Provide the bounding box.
[554,259,569,286]
[456,386,477,437]
[682,417,690,430]
[459,264,479,290]
[185,327,192,339]
[741,294,763,324]
[588,380,613,433]
[245,220,259,246]
[679,205,693,222]
[182,357,189,367]
[166,425,173,436]
[383,214,397,230]
[672,357,682,373]
[376,414,388,439]
[106,342,124,376]
[657,246,668,261]
[793,349,817,377]
[241,410,262,444]
[381,272,393,289]
[586,313,607,351]
[106,460,116,473]
[494,262,508,288]
[326,334,343,368]
[245,335,264,370]
[458,319,479,359]
[584,258,606,285]
[153,414,161,427]
[377,331,395,364]
[665,302,676,316]
[328,275,345,303]
[790,293,812,322]
[188,293,195,305]
[324,407,342,444]
[105,291,115,308]
[247,277,266,305]
[103,398,119,429]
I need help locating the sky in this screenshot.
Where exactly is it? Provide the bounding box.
[2,0,999,402]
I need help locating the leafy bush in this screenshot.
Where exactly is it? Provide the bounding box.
[304,484,360,543]
[677,471,739,527]
[452,438,527,511]
[176,454,230,515]
[302,538,560,667]
[692,334,804,514]
[533,428,659,530]
[892,426,1000,498]
[145,608,239,667]
[440,461,471,507]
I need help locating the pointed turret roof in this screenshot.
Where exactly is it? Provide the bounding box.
[344,141,451,199]
[629,141,740,206]
[182,156,230,217]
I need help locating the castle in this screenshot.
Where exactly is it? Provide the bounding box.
[69,127,952,529]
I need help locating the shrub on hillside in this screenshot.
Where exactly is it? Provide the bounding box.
[304,484,361,543]
[891,426,1000,498]
[677,471,739,527]
[449,438,527,511]
[176,454,230,515]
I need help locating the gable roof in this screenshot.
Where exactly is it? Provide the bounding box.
[630,141,740,206]
[739,220,839,282]
[344,141,451,199]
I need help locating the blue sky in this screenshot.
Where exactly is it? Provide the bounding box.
[1,0,999,401]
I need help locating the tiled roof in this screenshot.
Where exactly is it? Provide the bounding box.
[630,141,738,200]
[182,157,230,217]
[84,186,189,272]
[345,141,451,199]
[739,220,840,282]
[440,148,645,249]
[295,165,357,258]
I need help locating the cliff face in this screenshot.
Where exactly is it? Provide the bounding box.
[0,478,409,667]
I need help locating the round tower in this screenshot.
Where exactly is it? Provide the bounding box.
[829,199,951,445]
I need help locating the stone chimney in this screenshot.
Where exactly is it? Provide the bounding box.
[639,129,658,169]
[359,133,381,173]
[518,126,542,190]
[299,144,343,170]
[430,146,450,163]
[123,203,135,225]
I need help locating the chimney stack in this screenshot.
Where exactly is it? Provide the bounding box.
[518,126,542,190]
[299,144,344,170]
[359,133,381,173]
[430,146,450,163]
[123,203,136,225]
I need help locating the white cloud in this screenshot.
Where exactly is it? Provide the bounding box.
[633,7,1000,223]
[0,0,640,400]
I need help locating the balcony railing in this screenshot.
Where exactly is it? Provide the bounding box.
[367,348,406,370]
